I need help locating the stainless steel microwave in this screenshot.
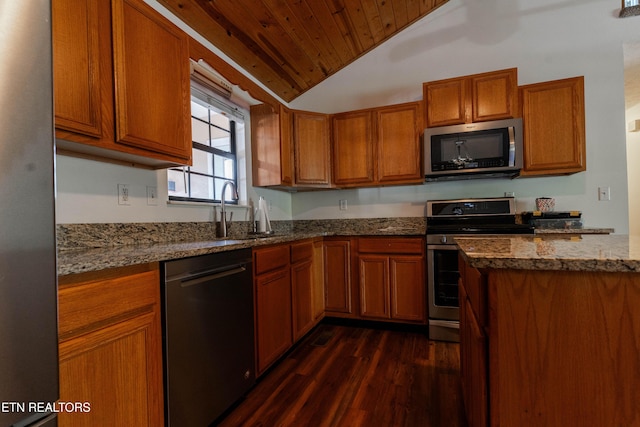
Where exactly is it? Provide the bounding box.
[424,118,523,181]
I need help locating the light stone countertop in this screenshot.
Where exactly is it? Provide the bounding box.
[56,217,428,276]
[456,234,640,272]
[57,232,325,276]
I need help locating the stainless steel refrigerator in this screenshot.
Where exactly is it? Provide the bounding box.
[0,1,59,426]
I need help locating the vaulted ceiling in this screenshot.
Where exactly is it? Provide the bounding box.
[158,0,449,102]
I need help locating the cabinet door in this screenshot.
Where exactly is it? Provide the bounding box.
[471,68,518,123]
[312,239,326,320]
[293,111,332,186]
[376,102,423,184]
[323,240,353,314]
[359,255,390,319]
[460,298,488,427]
[292,259,315,341]
[390,256,426,322]
[520,76,586,176]
[59,312,163,426]
[53,0,112,140]
[250,104,293,187]
[424,68,518,127]
[57,265,163,426]
[280,106,294,185]
[424,77,468,127]
[112,0,191,161]
[332,111,375,186]
[255,268,292,374]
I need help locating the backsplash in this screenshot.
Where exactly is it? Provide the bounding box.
[56,217,427,250]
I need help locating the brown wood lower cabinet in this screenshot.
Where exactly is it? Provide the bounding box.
[254,240,324,375]
[291,240,316,341]
[358,237,426,324]
[323,238,354,316]
[254,244,292,375]
[255,265,292,375]
[57,263,164,427]
[459,254,640,427]
[458,258,488,427]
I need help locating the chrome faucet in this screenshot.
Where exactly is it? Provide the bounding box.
[219,180,238,238]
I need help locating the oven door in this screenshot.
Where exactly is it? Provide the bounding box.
[427,242,460,341]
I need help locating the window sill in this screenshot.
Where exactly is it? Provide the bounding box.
[167,199,251,209]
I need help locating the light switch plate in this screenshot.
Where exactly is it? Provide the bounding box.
[598,186,611,201]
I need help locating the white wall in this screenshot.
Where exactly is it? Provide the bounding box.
[56,0,638,234]
[287,0,639,233]
[55,119,292,224]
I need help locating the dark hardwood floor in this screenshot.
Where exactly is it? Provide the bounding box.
[216,322,467,427]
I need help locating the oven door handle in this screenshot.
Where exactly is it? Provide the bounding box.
[427,244,459,250]
[429,320,460,330]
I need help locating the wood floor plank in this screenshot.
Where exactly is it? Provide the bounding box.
[216,324,467,427]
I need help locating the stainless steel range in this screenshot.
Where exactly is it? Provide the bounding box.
[426,197,533,342]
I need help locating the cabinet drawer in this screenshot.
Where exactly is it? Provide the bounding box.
[358,237,424,254]
[290,240,313,264]
[254,244,290,275]
[58,263,160,341]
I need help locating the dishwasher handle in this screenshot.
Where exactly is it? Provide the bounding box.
[175,264,248,288]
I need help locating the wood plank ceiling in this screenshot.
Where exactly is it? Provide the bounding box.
[158,0,450,102]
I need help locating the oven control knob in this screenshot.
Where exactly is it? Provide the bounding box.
[440,236,448,244]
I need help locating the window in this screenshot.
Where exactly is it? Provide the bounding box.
[168,89,242,204]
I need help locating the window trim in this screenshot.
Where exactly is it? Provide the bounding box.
[168,91,240,204]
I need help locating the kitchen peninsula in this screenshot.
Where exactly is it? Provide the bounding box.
[456,234,640,427]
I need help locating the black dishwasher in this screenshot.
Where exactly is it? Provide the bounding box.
[162,248,255,426]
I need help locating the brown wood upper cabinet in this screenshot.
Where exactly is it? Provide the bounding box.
[53,0,192,168]
[251,104,294,187]
[332,110,375,186]
[332,101,423,187]
[293,112,332,187]
[519,76,586,176]
[251,104,331,189]
[424,68,518,127]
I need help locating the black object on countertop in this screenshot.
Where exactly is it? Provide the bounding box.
[521,211,581,222]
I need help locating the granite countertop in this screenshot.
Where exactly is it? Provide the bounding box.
[56,218,617,276]
[57,232,324,276]
[456,234,640,272]
[57,218,428,276]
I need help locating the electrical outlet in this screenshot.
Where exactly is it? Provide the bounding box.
[118,184,130,205]
[598,186,611,201]
[339,199,348,210]
[147,186,158,206]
